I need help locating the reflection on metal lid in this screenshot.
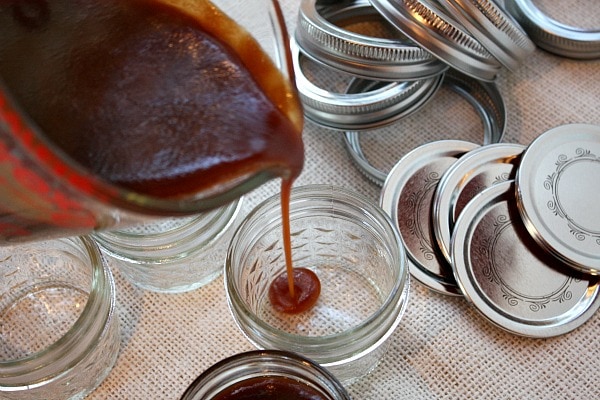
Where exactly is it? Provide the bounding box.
[380,140,479,296]
[516,123,600,274]
[452,181,600,338]
[370,0,502,81]
[295,0,447,80]
[344,69,506,185]
[438,0,535,70]
[291,37,443,131]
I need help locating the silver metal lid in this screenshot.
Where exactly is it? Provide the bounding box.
[344,69,506,185]
[505,0,600,59]
[295,0,447,80]
[369,0,503,81]
[433,143,524,265]
[438,0,536,70]
[291,37,444,131]
[380,140,479,296]
[516,123,600,274]
[452,181,600,338]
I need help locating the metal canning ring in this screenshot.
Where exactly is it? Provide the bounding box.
[439,0,536,71]
[370,0,503,81]
[291,38,444,131]
[295,0,447,80]
[505,0,600,59]
[344,69,506,185]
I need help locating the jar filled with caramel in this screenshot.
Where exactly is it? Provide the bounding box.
[180,350,351,400]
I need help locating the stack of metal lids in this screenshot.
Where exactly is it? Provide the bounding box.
[379,124,600,338]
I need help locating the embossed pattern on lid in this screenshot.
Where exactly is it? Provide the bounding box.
[452,181,600,338]
[515,124,600,274]
[380,140,479,296]
[433,143,524,264]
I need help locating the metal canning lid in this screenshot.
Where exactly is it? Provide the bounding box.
[380,140,479,296]
[344,68,506,185]
[295,0,447,80]
[438,0,536,70]
[515,123,600,274]
[369,0,503,81]
[452,180,600,338]
[291,38,444,131]
[505,0,600,59]
[433,143,524,265]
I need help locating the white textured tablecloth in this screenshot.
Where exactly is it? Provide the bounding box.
[90,1,600,398]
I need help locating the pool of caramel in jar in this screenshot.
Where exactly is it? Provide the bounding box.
[0,0,319,312]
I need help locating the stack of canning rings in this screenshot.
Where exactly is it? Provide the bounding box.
[293,0,599,166]
[293,0,537,134]
[293,0,600,338]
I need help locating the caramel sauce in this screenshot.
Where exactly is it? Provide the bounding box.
[269,267,321,314]
[212,376,328,400]
[0,0,320,312]
[0,0,303,197]
[277,177,321,313]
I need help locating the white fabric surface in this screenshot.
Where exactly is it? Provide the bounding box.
[89,1,600,398]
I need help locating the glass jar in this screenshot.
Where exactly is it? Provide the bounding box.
[0,236,120,399]
[94,198,242,293]
[180,350,351,400]
[225,185,410,383]
[0,0,301,244]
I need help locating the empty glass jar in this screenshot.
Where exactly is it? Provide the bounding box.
[0,236,120,399]
[225,185,410,382]
[94,199,242,293]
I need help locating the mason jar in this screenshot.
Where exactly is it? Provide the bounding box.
[225,185,410,383]
[94,198,242,293]
[0,236,120,399]
[180,350,351,400]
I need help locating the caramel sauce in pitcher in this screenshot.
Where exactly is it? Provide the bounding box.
[0,0,303,196]
[0,0,319,312]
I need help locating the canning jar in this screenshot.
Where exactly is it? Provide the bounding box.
[94,198,242,293]
[225,185,410,383]
[180,350,351,400]
[0,236,120,399]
